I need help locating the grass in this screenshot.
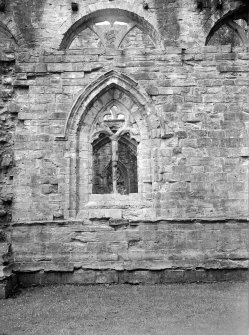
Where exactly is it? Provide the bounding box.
[0,282,248,335]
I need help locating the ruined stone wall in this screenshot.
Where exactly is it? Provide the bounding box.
[0,0,248,285]
[0,50,15,224]
[0,18,17,296]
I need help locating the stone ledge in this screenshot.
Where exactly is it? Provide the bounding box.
[10,218,249,227]
[17,269,248,288]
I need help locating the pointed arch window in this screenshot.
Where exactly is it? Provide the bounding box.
[61,71,153,218]
[92,105,138,195]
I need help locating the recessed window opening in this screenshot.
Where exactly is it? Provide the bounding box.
[92,105,138,195]
[92,134,113,194]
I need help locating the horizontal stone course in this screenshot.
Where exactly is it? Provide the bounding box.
[17,268,248,287]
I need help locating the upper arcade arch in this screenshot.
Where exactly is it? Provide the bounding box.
[205,5,249,46]
[59,8,162,50]
[0,21,18,49]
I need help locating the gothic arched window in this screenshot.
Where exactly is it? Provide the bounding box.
[92,105,138,195]
[62,71,153,219]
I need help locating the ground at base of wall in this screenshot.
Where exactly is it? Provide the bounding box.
[0,282,247,335]
[16,269,248,287]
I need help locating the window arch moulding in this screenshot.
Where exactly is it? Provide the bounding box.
[0,21,18,50]
[57,70,155,220]
[59,8,163,50]
[59,70,153,140]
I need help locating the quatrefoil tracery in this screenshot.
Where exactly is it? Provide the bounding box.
[90,105,141,144]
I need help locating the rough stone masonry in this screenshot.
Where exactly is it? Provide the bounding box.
[0,0,248,297]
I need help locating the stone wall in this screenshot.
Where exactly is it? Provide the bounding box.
[0,0,248,288]
[12,47,249,222]
[13,219,248,285]
[0,28,16,225]
[0,20,17,297]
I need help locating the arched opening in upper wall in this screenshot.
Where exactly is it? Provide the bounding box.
[205,5,249,46]
[59,8,162,50]
[0,21,18,50]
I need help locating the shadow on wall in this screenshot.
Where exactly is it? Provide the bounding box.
[0,22,17,224]
[153,0,180,47]
[12,0,46,48]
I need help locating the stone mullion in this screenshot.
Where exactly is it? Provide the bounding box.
[111,139,118,194]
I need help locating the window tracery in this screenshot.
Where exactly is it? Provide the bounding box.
[69,18,151,49]
[91,105,139,195]
[0,22,17,50]
[60,9,161,50]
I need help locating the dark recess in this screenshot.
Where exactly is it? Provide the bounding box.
[71,2,78,11]
[0,0,5,12]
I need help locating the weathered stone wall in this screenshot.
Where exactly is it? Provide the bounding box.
[0,0,248,286]
[12,219,248,285]
[0,17,16,224]
[0,56,15,224]
[0,20,17,297]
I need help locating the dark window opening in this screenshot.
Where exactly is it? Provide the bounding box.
[118,134,138,194]
[92,134,112,194]
[92,132,138,195]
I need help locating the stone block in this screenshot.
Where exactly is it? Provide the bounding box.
[69,270,97,284]
[88,209,122,220]
[44,263,74,272]
[13,79,29,88]
[146,85,159,96]
[0,210,7,217]
[161,270,185,283]
[41,184,58,194]
[0,264,12,278]
[35,63,47,73]
[0,52,14,62]
[47,63,73,73]
[17,272,42,287]
[119,270,160,284]
[95,270,118,284]
[0,275,17,299]
[218,64,247,73]
[0,242,10,261]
